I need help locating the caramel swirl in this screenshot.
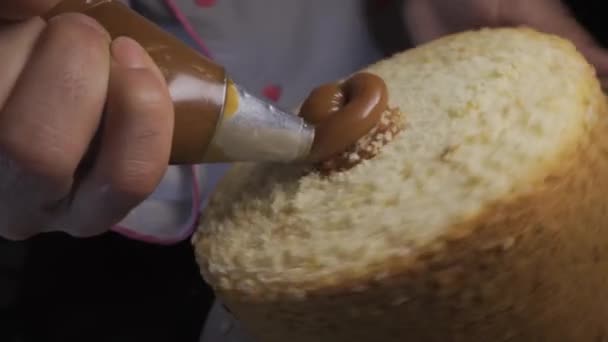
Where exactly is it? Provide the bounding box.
[300,72,388,162]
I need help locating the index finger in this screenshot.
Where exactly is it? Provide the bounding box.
[0,0,63,20]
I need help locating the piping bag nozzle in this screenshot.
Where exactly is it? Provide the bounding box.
[202,82,315,163]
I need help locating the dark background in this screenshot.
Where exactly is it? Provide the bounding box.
[564,0,608,46]
[1,233,214,342]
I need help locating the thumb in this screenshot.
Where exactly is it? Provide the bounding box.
[506,0,608,76]
[0,0,63,20]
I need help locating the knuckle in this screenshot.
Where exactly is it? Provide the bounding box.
[0,134,76,188]
[109,160,165,204]
[43,14,111,103]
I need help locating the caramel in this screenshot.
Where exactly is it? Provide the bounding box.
[300,72,388,162]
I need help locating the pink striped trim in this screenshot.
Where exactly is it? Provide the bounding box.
[111,2,213,244]
[111,166,201,245]
[111,166,202,245]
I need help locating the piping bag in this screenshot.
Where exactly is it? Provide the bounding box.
[46,0,315,165]
[44,0,387,244]
[44,0,315,244]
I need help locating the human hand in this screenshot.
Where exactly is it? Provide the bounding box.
[404,0,608,82]
[0,0,174,240]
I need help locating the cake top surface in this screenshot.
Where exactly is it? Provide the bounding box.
[194,28,599,298]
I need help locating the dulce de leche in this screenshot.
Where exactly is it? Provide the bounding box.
[300,72,388,162]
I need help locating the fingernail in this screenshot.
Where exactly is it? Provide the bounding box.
[111,36,149,69]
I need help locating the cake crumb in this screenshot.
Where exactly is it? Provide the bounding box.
[316,107,405,175]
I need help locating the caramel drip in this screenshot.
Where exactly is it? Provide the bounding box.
[300,72,389,163]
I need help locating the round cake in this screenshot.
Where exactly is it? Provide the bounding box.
[193,28,608,341]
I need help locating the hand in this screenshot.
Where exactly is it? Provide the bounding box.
[0,0,174,240]
[404,0,608,82]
